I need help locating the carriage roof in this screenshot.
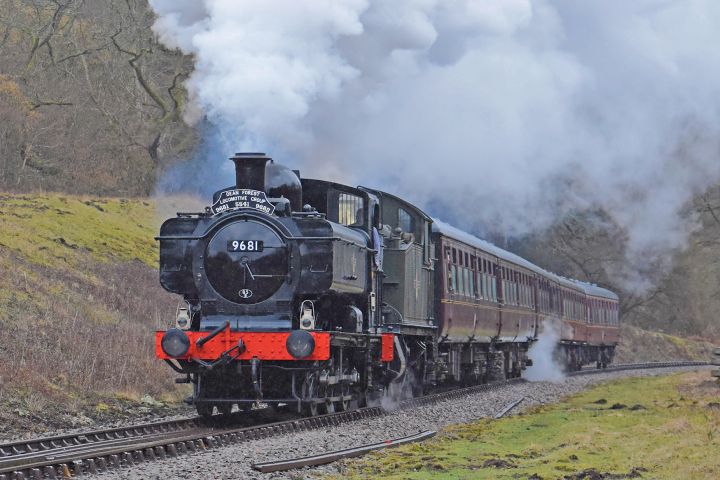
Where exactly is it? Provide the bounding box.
[431,218,618,301]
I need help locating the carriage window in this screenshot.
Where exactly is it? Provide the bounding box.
[398,208,413,233]
[458,266,464,295]
[446,255,453,292]
[329,190,364,227]
[451,265,457,292]
[452,248,457,263]
[466,269,472,297]
[518,285,522,306]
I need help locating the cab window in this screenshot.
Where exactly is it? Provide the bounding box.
[328,190,364,227]
[398,208,413,233]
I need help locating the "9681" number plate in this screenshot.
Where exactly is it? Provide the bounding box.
[227,240,264,252]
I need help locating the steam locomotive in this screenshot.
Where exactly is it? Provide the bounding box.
[156,153,619,417]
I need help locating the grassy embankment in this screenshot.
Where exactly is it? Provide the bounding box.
[0,193,187,435]
[343,371,720,479]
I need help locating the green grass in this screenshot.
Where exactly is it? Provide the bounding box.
[0,193,159,269]
[0,193,161,324]
[343,372,720,479]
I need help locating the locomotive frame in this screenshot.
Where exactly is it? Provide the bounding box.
[155,152,619,417]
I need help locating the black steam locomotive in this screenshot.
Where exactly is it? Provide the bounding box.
[156,152,619,417]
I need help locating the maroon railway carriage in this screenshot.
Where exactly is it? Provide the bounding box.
[432,219,619,378]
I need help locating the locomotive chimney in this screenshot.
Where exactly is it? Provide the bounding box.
[230,152,270,191]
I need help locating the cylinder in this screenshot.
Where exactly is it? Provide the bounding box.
[230,152,270,191]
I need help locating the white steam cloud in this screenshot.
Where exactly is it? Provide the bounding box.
[150,0,720,290]
[523,321,564,382]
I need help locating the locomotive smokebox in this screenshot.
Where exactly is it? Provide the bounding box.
[231,152,270,191]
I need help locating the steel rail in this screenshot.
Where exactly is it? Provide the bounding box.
[494,397,525,418]
[251,430,437,473]
[0,361,706,479]
[569,360,708,376]
[0,416,201,461]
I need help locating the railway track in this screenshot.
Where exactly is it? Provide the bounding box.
[0,361,707,479]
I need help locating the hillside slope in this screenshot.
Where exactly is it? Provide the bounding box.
[614,325,716,363]
[0,193,184,436]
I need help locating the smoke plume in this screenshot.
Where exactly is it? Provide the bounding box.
[150,0,720,289]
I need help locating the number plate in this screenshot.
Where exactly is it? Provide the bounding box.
[227,240,264,252]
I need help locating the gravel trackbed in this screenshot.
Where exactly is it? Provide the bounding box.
[99,365,707,480]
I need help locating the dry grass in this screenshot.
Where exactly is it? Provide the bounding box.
[0,192,182,413]
[0,252,178,399]
[614,325,716,363]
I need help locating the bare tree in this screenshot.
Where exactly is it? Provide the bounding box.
[0,0,196,195]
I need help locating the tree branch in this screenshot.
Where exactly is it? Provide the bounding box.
[0,26,10,52]
[29,94,73,110]
[27,0,73,69]
[110,30,169,118]
[56,46,104,64]
[161,72,185,122]
[705,201,720,230]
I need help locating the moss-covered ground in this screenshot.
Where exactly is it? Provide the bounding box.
[0,193,158,267]
[342,371,720,479]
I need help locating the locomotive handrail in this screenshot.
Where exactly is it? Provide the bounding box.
[196,320,230,348]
